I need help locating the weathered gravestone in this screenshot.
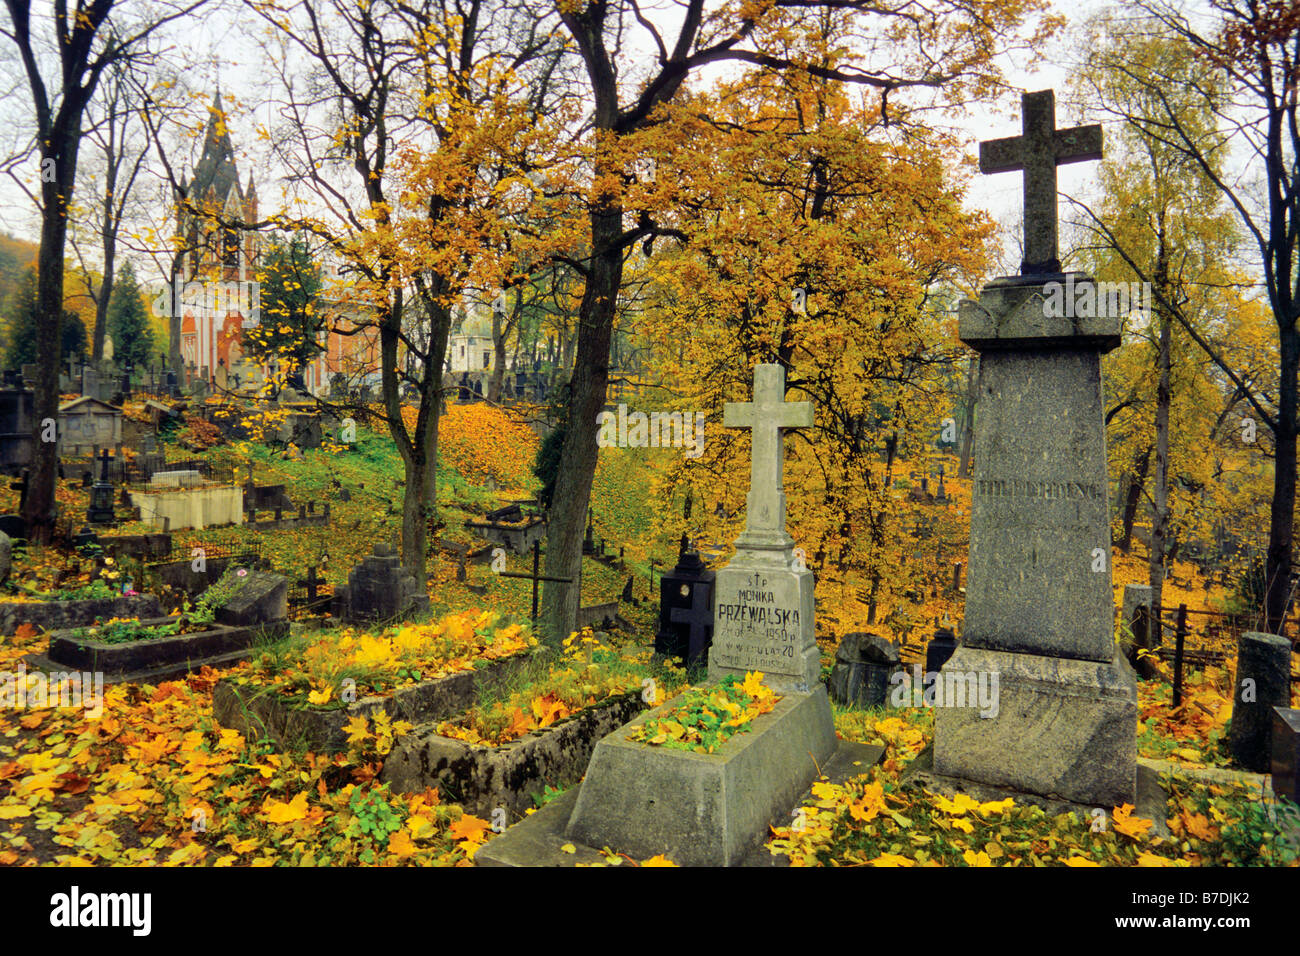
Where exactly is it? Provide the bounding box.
[1228,632,1292,772]
[331,543,430,624]
[57,396,122,457]
[1272,707,1300,807]
[706,364,820,692]
[558,364,842,866]
[654,534,715,667]
[829,632,901,708]
[211,569,289,628]
[932,89,1137,807]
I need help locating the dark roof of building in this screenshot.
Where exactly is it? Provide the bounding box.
[188,91,242,208]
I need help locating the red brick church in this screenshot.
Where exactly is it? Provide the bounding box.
[175,92,381,394]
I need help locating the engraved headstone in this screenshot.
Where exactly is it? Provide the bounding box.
[706,363,818,693]
[933,89,1136,807]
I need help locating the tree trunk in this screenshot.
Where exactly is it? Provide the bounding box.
[1265,322,1298,631]
[1149,240,1172,613]
[25,144,79,543]
[540,204,621,644]
[1117,446,1150,554]
[380,287,449,577]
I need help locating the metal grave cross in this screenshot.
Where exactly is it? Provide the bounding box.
[723,363,813,547]
[979,89,1103,275]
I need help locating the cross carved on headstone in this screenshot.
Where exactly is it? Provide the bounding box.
[979,89,1103,275]
[670,582,713,666]
[723,364,813,549]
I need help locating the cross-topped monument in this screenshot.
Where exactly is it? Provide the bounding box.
[979,89,1102,275]
[709,363,819,692]
[937,89,1136,808]
[722,363,813,555]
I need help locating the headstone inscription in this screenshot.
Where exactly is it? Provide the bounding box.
[706,363,819,693]
[933,89,1137,807]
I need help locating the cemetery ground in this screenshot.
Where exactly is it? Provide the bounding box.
[0,398,1292,867]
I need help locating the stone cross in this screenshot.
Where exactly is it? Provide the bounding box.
[722,363,813,552]
[979,89,1102,274]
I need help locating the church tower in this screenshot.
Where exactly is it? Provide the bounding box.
[176,91,260,386]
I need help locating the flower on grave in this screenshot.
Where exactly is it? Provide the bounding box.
[237,569,248,577]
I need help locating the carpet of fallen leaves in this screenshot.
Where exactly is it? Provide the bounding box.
[0,627,501,865]
[764,704,1297,867]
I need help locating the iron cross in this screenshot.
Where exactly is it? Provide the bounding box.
[979,89,1103,275]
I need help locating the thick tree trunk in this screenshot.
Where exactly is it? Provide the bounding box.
[381,288,449,577]
[540,205,621,644]
[1265,322,1298,631]
[25,145,79,543]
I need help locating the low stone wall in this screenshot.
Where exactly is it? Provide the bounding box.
[0,594,163,636]
[98,533,173,561]
[130,484,244,531]
[212,650,534,752]
[382,692,646,817]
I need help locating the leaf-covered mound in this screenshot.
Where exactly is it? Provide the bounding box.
[626,671,780,754]
[230,609,534,709]
[435,628,685,747]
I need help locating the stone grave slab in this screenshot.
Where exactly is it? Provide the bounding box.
[28,615,289,685]
[563,685,836,866]
[212,570,289,628]
[477,716,882,867]
[213,648,534,752]
[383,691,647,817]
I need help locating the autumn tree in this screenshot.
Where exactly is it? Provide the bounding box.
[535,0,1057,641]
[251,0,571,573]
[1082,0,1300,630]
[69,49,150,363]
[1,0,206,541]
[1071,22,1241,617]
[638,20,992,635]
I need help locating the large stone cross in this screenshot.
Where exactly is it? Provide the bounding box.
[979,89,1102,275]
[723,363,813,552]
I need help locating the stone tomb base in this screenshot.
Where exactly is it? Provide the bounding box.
[479,685,870,867]
[933,645,1137,807]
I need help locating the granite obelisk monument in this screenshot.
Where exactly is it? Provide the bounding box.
[933,90,1137,806]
